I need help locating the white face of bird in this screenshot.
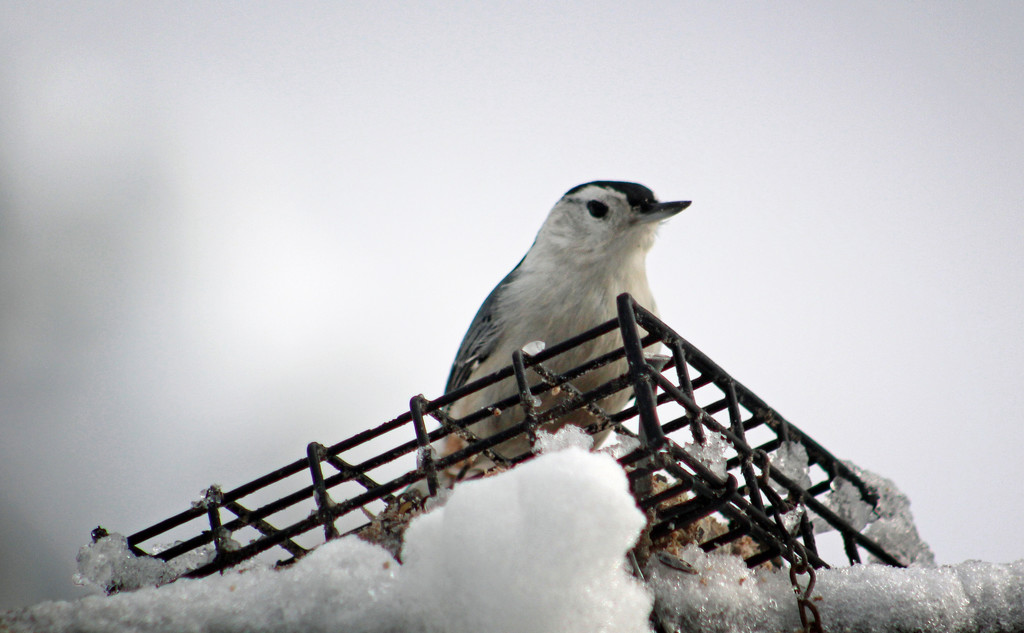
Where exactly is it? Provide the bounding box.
[537,182,690,261]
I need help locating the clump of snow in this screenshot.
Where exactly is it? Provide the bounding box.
[399,447,651,633]
[74,529,223,596]
[73,533,177,595]
[682,430,729,480]
[534,425,594,453]
[3,448,652,633]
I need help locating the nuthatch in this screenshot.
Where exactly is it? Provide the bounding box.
[441,181,690,480]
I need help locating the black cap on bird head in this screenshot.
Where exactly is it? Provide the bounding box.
[564,181,658,208]
[565,181,691,223]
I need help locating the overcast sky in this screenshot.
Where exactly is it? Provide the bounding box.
[2,2,1023,610]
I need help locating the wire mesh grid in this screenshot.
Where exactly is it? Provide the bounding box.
[108,292,904,589]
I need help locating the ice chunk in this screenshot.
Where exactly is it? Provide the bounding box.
[534,424,594,453]
[767,441,811,494]
[213,527,243,553]
[643,352,671,373]
[190,484,224,510]
[778,505,806,536]
[812,461,933,566]
[865,516,935,567]
[521,340,545,355]
[682,430,729,480]
[73,533,176,595]
[599,432,641,459]
[415,444,437,471]
[150,541,217,577]
[816,476,874,533]
[846,461,935,566]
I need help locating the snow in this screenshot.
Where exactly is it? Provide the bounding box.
[398,446,651,633]
[648,545,801,632]
[2,447,652,633]
[650,546,1024,633]
[3,435,1020,633]
[13,538,401,633]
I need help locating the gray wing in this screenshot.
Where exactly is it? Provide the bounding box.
[445,257,525,393]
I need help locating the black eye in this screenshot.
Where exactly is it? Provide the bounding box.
[587,200,609,219]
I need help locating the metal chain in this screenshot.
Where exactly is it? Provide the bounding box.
[754,450,823,633]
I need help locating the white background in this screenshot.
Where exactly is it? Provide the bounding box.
[2,2,1022,609]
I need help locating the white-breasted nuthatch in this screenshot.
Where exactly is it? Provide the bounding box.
[440,181,690,480]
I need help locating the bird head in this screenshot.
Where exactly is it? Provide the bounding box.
[533,181,690,263]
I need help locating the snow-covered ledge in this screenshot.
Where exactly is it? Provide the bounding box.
[3,440,1022,633]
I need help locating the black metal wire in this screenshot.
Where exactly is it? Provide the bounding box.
[102,292,905,589]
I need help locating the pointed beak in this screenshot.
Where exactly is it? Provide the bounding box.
[635,200,691,224]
